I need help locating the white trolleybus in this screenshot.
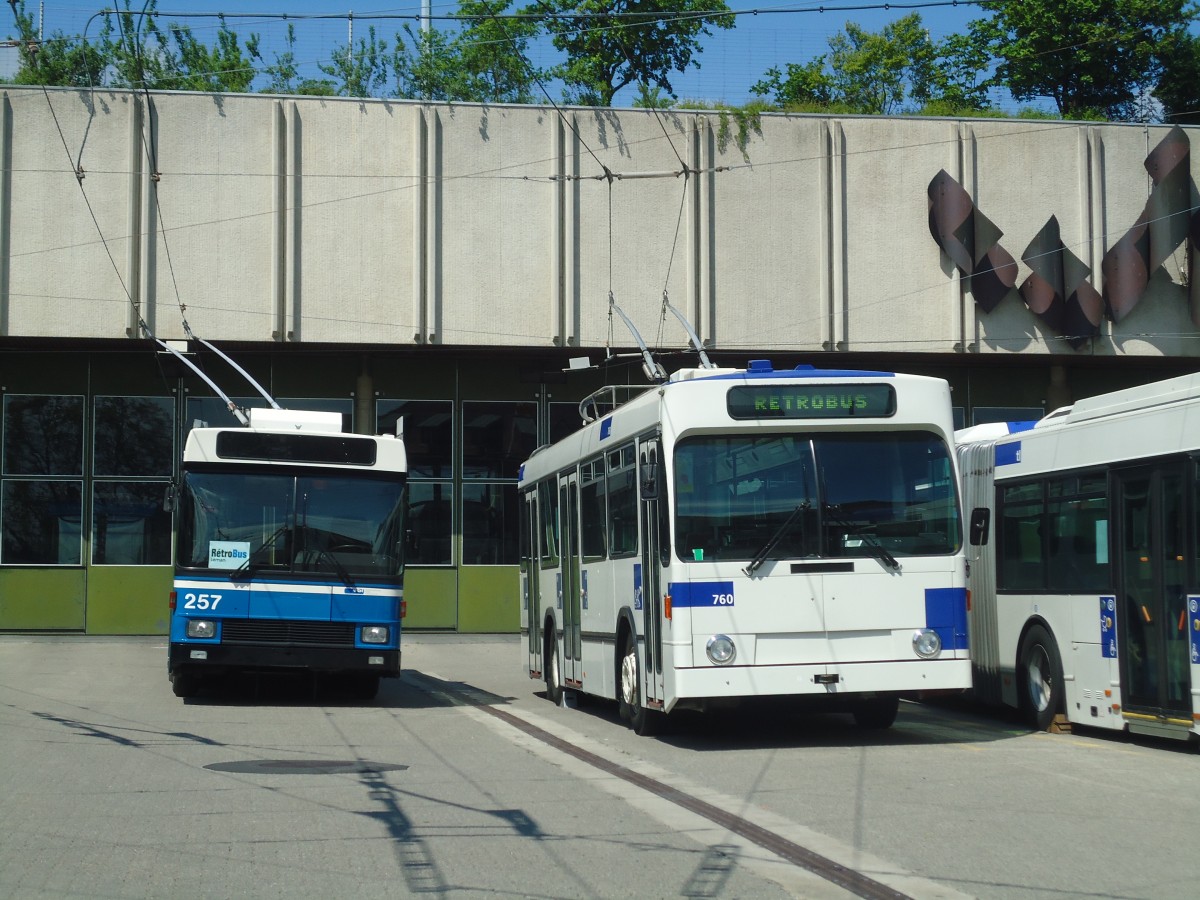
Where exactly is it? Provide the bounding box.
[519,360,971,734]
[960,374,1200,748]
[957,373,1200,743]
[168,408,408,699]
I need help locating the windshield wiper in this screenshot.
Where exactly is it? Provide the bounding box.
[230,525,291,581]
[311,545,356,589]
[744,502,811,577]
[822,504,900,570]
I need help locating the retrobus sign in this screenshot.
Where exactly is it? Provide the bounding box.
[727,384,896,419]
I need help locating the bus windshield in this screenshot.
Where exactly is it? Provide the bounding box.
[178,470,406,579]
[674,432,960,563]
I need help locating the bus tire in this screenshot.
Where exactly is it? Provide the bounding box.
[1019,623,1063,732]
[853,695,899,729]
[545,635,564,706]
[620,631,660,736]
[170,670,200,699]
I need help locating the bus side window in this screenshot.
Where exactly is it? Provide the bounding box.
[538,480,559,568]
[608,445,638,558]
[998,480,1045,591]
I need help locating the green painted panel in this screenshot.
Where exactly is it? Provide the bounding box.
[86,567,172,635]
[403,568,458,629]
[0,569,86,630]
[458,566,520,633]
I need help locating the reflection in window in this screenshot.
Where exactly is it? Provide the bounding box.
[94,397,174,477]
[580,458,607,560]
[377,400,452,478]
[177,470,404,578]
[3,395,84,475]
[673,432,960,563]
[999,481,1045,591]
[381,399,453,566]
[462,483,519,565]
[2,480,83,564]
[92,482,172,565]
[407,481,453,566]
[462,401,534,568]
[607,445,638,558]
[539,480,559,567]
[462,401,536,480]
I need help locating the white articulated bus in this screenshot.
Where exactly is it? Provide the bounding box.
[957,373,1200,743]
[519,360,971,734]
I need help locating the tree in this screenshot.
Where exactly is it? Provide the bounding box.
[1155,31,1200,124]
[160,20,262,93]
[537,0,735,107]
[452,0,543,103]
[319,25,391,98]
[969,0,1192,120]
[391,4,542,105]
[6,0,107,86]
[751,14,952,115]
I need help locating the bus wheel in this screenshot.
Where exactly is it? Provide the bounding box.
[1019,624,1063,732]
[545,636,564,706]
[853,695,899,729]
[170,670,200,699]
[620,632,660,736]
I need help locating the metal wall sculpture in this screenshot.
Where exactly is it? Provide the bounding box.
[928,125,1199,351]
[1020,216,1104,350]
[1100,125,1198,326]
[926,169,1017,313]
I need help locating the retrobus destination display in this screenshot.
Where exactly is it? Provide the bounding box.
[727,384,897,419]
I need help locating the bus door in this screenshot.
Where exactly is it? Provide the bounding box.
[558,473,584,688]
[639,440,666,709]
[1113,464,1192,724]
[521,490,541,678]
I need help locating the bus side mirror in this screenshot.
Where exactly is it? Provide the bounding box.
[640,464,660,500]
[969,508,990,546]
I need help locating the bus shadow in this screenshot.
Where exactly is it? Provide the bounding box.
[567,692,1035,751]
[180,670,458,709]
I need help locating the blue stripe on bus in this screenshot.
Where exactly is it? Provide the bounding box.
[668,581,735,607]
[600,417,613,439]
[994,441,1022,466]
[924,587,968,651]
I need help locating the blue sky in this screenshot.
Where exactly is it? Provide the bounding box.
[3,1,1014,108]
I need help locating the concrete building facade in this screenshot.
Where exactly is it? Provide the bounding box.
[2,86,1198,633]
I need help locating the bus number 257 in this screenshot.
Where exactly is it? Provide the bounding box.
[182,592,222,611]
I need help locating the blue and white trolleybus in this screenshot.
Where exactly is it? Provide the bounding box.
[168,408,407,699]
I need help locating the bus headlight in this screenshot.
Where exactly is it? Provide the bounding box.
[912,629,942,658]
[361,626,390,644]
[706,634,736,665]
[187,620,216,639]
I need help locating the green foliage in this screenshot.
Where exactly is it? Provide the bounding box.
[160,20,262,93]
[751,14,991,116]
[538,0,735,107]
[1155,31,1200,124]
[319,25,390,98]
[390,2,542,103]
[969,0,1192,120]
